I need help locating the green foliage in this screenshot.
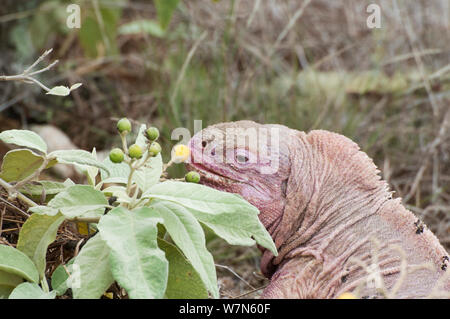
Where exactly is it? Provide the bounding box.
[79,6,121,58]
[0,245,39,284]
[17,213,65,280]
[158,239,208,299]
[98,207,168,299]
[29,185,108,218]
[143,181,278,254]
[0,130,47,154]
[0,150,45,182]
[154,0,180,30]
[0,123,276,299]
[71,234,114,299]
[50,259,74,296]
[119,19,166,38]
[9,282,56,299]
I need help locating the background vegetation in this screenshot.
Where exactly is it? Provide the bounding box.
[0,0,449,298]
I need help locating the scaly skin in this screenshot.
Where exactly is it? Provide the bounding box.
[186,121,449,299]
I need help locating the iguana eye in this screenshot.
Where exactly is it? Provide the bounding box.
[236,154,249,164]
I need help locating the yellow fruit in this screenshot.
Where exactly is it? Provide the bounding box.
[171,144,190,163]
[337,292,357,299]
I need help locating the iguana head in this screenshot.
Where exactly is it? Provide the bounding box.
[186,120,297,231]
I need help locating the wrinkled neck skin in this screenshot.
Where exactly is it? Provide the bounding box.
[262,130,449,299]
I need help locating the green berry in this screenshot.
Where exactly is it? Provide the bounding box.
[128,144,143,159]
[185,171,200,183]
[146,127,160,141]
[109,148,124,163]
[117,118,131,133]
[149,142,162,156]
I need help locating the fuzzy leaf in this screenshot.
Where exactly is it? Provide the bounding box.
[19,181,68,197]
[51,259,74,296]
[0,129,47,153]
[158,239,208,299]
[97,207,168,299]
[71,234,114,299]
[28,185,108,218]
[16,213,65,280]
[119,19,165,37]
[8,282,56,299]
[49,149,109,174]
[0,245,39,283]
[144,203,218,298]
[143,181,277,255]
[46,86,71,96]
[0,149,45,182]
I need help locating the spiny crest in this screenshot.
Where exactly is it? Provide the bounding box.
[305,130,391,195]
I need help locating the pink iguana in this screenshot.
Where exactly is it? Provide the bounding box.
[187,121,449,298]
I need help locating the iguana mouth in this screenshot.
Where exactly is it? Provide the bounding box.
[186,162,243,186]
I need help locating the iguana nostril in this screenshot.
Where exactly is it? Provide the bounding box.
[202,141,207,148]
[211,147,216,156]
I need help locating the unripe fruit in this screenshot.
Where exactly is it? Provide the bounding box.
[128,144,143,159]
[337,292,357,299]
[146,127,159,141]
[149,142,162,156]
[185,171,200,183]
[109,148,124,163]
[117,118,131,133]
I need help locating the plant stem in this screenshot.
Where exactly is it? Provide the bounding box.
[120,132,128,154]
[0,48,58,93]
[68,216,101,223]
[126,163,136,196]
[0,178,38,208]
[41,277,50,293]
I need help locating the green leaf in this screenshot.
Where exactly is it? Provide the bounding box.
[28,185,108,218]
[8,282,56,299]
[46,83,83,96]
[143,181,277,255]
[145,203,218,298]
[0,270,24,289]
[51,259,74,296]
[0,285,14,299]
[102,185,130,204]
[0,149,45,182]
[119,19,165,37]
[97,207,168,299]
[70,83,83,91]
[0,129,47,153]
[75,148,99,186]
[158,239,208,299]
[46,86,71,96]
[79,7,121,58]
[16,213,65,280]
[135,124,148,148]
[19,181,68,197]
[49,149,110,174]
[154,0,180,30]
[100,156,130,184]
[71,234,114,299]
[134,154,163,192]
[0,245,39,283]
